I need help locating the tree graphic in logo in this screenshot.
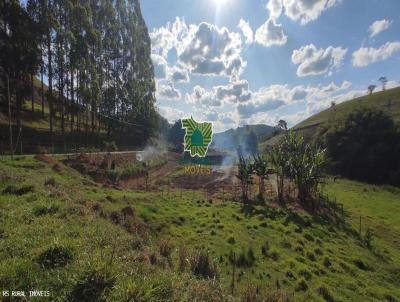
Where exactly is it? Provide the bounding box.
[181,117,213,157]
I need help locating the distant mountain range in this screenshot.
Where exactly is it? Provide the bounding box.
[211,124,277,152]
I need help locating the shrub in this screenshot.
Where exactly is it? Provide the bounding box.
[295,278,308,291]
[44,177,56,187]
[121,206,135,218]
[190,250,218,279]
[3,185,34,195]
[304,233,314,242]
[353,259,370,271]
[298,269,312,280]
[159,240,173,258]
[323,257,331,267]
[281,240,292,249]
[318,285,335,302]
[363,228,374,248]
[306,251,316,261]
[37,246,73,269]
[69,269,115,302]
[236,247,256,267]
[261,241,270,256]
[269,250,279,261]
[227,236,235,244]
[178,245,188,271]
[33,204,59,216]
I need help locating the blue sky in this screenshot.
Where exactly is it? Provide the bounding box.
[141,0,400,132]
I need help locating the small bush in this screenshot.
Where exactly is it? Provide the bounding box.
[69,269,115,302]
[314,248,323,255]
[190,250,218,279]
[227,236,235,244]
[353,259,370,271]
[318,285,335,302]
[269,250,279,261]
[281,240,292,249]
[296,278,308,291]
[159,240,173,258]
[44,177,56,187]
[235,247,256,267]
[260,222,268,228]
[323,257,331,267]
[363,228,374,248]
[261,241,270,256]
[37,246,73,269]
[3,185,34,195]
[306,251,316,261]
[33,204,59,216]
[304,233,314,242]
[121,206,135,218]
[178,245,188,271]
[298,269,312,280]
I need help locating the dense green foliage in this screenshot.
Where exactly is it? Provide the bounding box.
[1,0,158,151]
[270,131,326,204]
[322,109,400,186]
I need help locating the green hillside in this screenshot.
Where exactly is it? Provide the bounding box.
[261,86,400,149]
[0,155,399,301]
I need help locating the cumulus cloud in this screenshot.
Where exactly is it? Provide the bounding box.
[352,41,400,67]
[151,54,168,79]
[158,106,185,122]
[237,100,285,118]
[238,19,254,44]
[150,19,246,80]
[169,66,189,83]
[157,82,181,100]
[369,19,392,38]
[186,85,222,107]
[282,0,340,25]
[265,0,340,25]
[255,19,287,47]
[291,44,347,77]
[178,22,245,78]
[266,0,283,19]
[186,80,252,108]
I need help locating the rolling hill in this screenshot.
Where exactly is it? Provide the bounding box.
[261,86,400,149]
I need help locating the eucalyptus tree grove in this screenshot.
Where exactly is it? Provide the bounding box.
[1,0,158,150]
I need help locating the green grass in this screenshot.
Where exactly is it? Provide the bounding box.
[0,156,399,301]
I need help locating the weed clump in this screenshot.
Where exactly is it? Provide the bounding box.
[69,269,115,302]
[159,240,173,258]
[261,241,270,256]
[323,256,331,267]
[190,250,218,279]
[44,177,56,187]
[227,236,235,244]
[295,278,308,291]
[33,204,59,216]
[37,246,73,269]
[3,185,34,195]
[318,285,335,302]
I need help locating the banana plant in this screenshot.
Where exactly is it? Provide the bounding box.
[236,152,253,203]
[252,153,269,199]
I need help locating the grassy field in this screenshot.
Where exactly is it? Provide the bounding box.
[0,155,399,301]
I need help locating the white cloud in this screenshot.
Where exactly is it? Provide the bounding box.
[157,82,181,100]
[255,19,287,47]
[186,80,252,108]
[186,85,222,107]
[158,106,185,122]
[150,19,246,80]
[238,19,254,44]
[266,0,283,19]
[178,22,245,78]
[369,19,392,38]
[292,44,347,77]
[169,66,189,83]
[352,41,400,67]
[151,54,168,79]
[282,0,340,25]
